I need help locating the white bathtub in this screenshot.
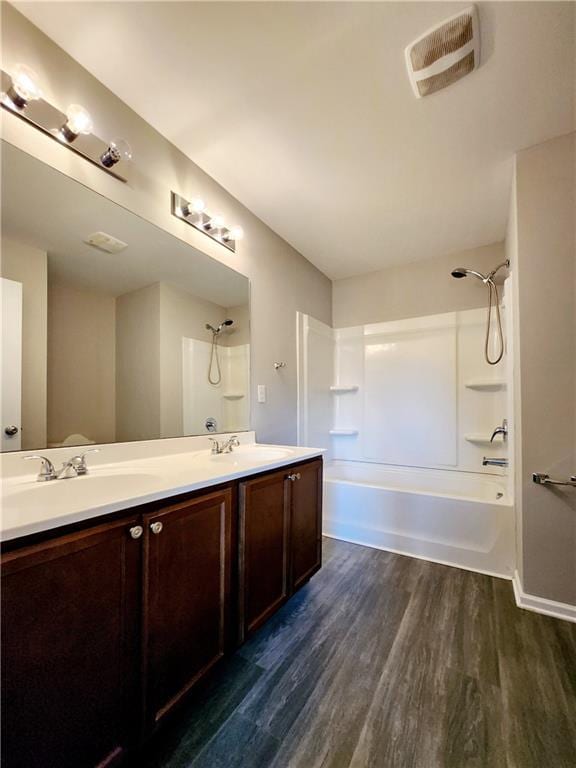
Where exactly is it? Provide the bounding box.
[323,460,515,578]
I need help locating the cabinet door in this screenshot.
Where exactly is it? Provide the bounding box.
[1,517,141,768]
[289,459,323,592]
[238,470,290,642]
[143,488,232,728]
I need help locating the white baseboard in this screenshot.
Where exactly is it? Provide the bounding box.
[512,571,576,624]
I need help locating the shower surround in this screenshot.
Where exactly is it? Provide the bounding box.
[297,301,515,577]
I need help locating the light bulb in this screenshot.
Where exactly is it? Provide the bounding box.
[209,214,225,230]
[190,198,206,214]
[60,104,93,142]
[183,198,206,216]
[100,138,132,168]
[228,226,244,241]
[6,63,42,109]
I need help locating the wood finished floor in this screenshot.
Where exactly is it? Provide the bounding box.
[143,538,576,768]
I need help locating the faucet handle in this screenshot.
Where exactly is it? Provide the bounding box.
[23,455,57,482]
[208,438,221,454]
[71,448,100,475]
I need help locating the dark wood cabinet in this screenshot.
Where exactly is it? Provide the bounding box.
[1,516,141,768]
[289,458,323,592]
[238,469,290,641]
[1,458,322,766]
[142,488,232,728]
[238,458,323,641]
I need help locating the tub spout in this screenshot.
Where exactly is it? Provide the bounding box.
[482,457,508,468]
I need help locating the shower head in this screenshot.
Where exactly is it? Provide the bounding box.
[451,259,510,284]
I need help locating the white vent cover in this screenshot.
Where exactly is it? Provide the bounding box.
[405,5,480,98]
[84,231,128,254]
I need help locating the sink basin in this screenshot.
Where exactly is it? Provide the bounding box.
[209,446,294,463]
[3,471,163,504]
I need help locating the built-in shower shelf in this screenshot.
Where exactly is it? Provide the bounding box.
[329,429,359,436]
[465,379,507,391]
[330,385,359,393]
[222,392,245,400]
[465,434,502,445]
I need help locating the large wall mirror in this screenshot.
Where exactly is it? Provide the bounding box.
[0,142,250,452]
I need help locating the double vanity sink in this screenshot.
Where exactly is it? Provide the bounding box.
[1,439,320,541]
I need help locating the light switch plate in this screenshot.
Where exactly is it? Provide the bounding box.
[257,385,266,403]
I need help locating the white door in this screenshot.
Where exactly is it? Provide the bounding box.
[1,278,23,451]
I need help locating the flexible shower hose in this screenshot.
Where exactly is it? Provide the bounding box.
[208,336,222,385]
[485,279,504,365]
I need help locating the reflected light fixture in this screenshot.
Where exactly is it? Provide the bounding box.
[224,226,244,242]
[100,137,132,168]
[208,213,225,231]
[181,197,206,217]
[171,192,242,253]
[5,63,42,109]
[59,104,93,143]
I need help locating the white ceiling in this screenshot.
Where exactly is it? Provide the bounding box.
[13,1,575,280]
[1,142,249,306]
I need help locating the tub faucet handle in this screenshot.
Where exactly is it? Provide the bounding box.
[490,419,508,443]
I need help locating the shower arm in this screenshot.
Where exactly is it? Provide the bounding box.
[486,259,511,282]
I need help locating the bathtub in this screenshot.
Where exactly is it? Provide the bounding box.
[323,460,514,578]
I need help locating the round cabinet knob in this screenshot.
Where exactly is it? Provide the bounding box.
[287,473,301,482]
[129,525,143,539]
[150,521,163,535]
[4,425,19,436]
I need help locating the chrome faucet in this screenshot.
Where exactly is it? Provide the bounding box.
[490,419,508,443]
[24,448,100,482]
[209,436,240,455]
[24,455,58,481]
[58,449,100,479]
[482,457,508,468]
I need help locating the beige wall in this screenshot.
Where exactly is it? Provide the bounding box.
[0,237,47,449]
[115,283,161,442]
[47,279,116,445]
[225,304,250,347]
[512,131,575,606]
[1,5,332,445]
[332,243,506,327]
[158,283,232,438]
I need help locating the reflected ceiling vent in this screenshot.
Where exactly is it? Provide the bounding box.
[84,231,128,254]
[405,5,480,98]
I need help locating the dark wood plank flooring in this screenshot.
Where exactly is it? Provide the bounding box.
[143,538,576,768]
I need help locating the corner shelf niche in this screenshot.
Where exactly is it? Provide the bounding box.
[465,379,507,391]
[330,385,359,394]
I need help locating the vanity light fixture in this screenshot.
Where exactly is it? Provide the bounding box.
[1,65,130,182]
[4,63,42,110]
[171,192,242,253]
[59,104,93,143]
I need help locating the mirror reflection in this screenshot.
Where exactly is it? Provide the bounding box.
[0,142,250,452]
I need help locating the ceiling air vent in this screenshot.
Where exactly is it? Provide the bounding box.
[405,5,480,98]
[84,231,128,254]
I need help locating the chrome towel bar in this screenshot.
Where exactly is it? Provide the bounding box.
[532,473,576,487]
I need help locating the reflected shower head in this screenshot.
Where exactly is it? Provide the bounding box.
[451,267,487,281]
[206,319,234,335]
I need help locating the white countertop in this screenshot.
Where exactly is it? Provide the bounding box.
[1,441,324,542]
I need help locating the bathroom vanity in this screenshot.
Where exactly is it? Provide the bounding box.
[1,444,323,768]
